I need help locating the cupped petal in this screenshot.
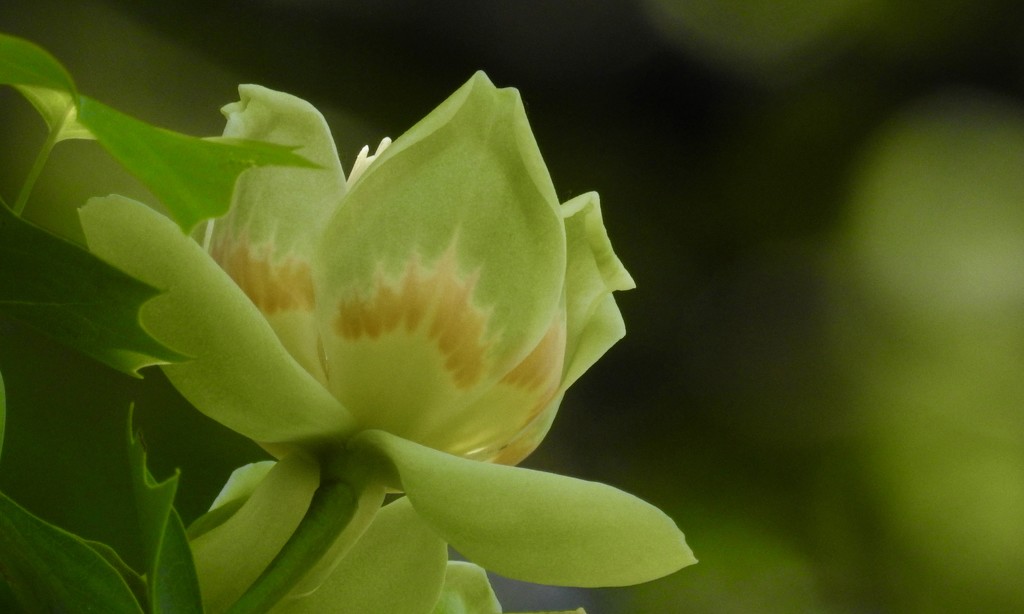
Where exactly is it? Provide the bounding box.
[485,393,564,467]
[189,454,320,614]
[208,85,348,383]
[209,461,276,510]
[559,192,635,390]
[186,461,276,542]
[425,313,566,462]
[276,497,447,614]
[430,561,503,614]
[353,430,696,587]
[79,196,354,451]
[313,72,566,454]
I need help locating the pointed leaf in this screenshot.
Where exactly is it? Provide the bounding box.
[0,33,75,93]
[0,202,186,375]
[15,85,92,141]
[0,367,5,463]
[79,195,354,450]
[430,562,502,614]
[0,34,89,140]
[278,498,447,614]
[0,489,144,613]
[85,540,149,609]
[128,414,203,613]
[76,95,319,233]
[354,430,696,587]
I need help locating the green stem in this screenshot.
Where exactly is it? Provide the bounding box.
[225,478,357,614]
[13,119,61,217]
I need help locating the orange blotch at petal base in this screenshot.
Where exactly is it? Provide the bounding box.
[330,247,568,460]
[210,235,316,316]
[333,248,491,391]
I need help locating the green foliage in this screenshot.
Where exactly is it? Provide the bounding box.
[127,412,203,613]
[0,406,204,613]
[0,32,319,375]
[0,367,5,463]
[77,96,318,233]
[0,489,145,613]
[1,29,690,614]
[0,202,185,375]
[1,32,316,232]
[0,33,75,94]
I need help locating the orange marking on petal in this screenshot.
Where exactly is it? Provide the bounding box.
[500,319,565,395]
[210,234,315,315]
[333,248,491,389]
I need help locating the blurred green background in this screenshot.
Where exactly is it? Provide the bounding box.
[3,0,1024,611]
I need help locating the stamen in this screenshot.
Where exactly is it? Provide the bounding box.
[347,137,393,187]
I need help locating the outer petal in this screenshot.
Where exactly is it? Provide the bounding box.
[189,454,320,614]
[208,85,348,383]
[430,562,502,614]
[313,72,566,456]
[353,431,696,587]
[276,498,447,614]
[484,193,634,466]
[559,192,635,390]
[79,196,354,451]
[485,393,564,467]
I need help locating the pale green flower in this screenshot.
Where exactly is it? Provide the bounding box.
[80,72,693,613]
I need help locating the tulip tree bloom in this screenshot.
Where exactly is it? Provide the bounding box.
[80,72,694,613]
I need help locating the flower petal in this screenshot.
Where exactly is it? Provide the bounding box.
[208,85,348,383]
[452,318,566,464]
[430,561,502,614]
[189,454,320,613]
[559,192,635,390]
[353,430,696,587]
[276,497,447,614]
[79,196,354,451]
[313,72,566,453]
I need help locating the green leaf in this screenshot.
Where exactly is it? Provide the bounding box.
[0,202,186,376]
[0,367,5,463]
[430,561,502,614]
[278,498,448,614]
[0,33,76,94]
[15,85,92,141]
[85,540,149,609]
[127,412,203,613]
[76,95,319,233]
[353,430,697,588]
[0,489,144,613]
[0,35,89,141]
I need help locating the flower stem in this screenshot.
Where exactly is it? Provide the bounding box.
[13,120,61,217]
[225,478,358,614]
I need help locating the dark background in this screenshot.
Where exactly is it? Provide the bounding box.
[3,1,1024,611]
